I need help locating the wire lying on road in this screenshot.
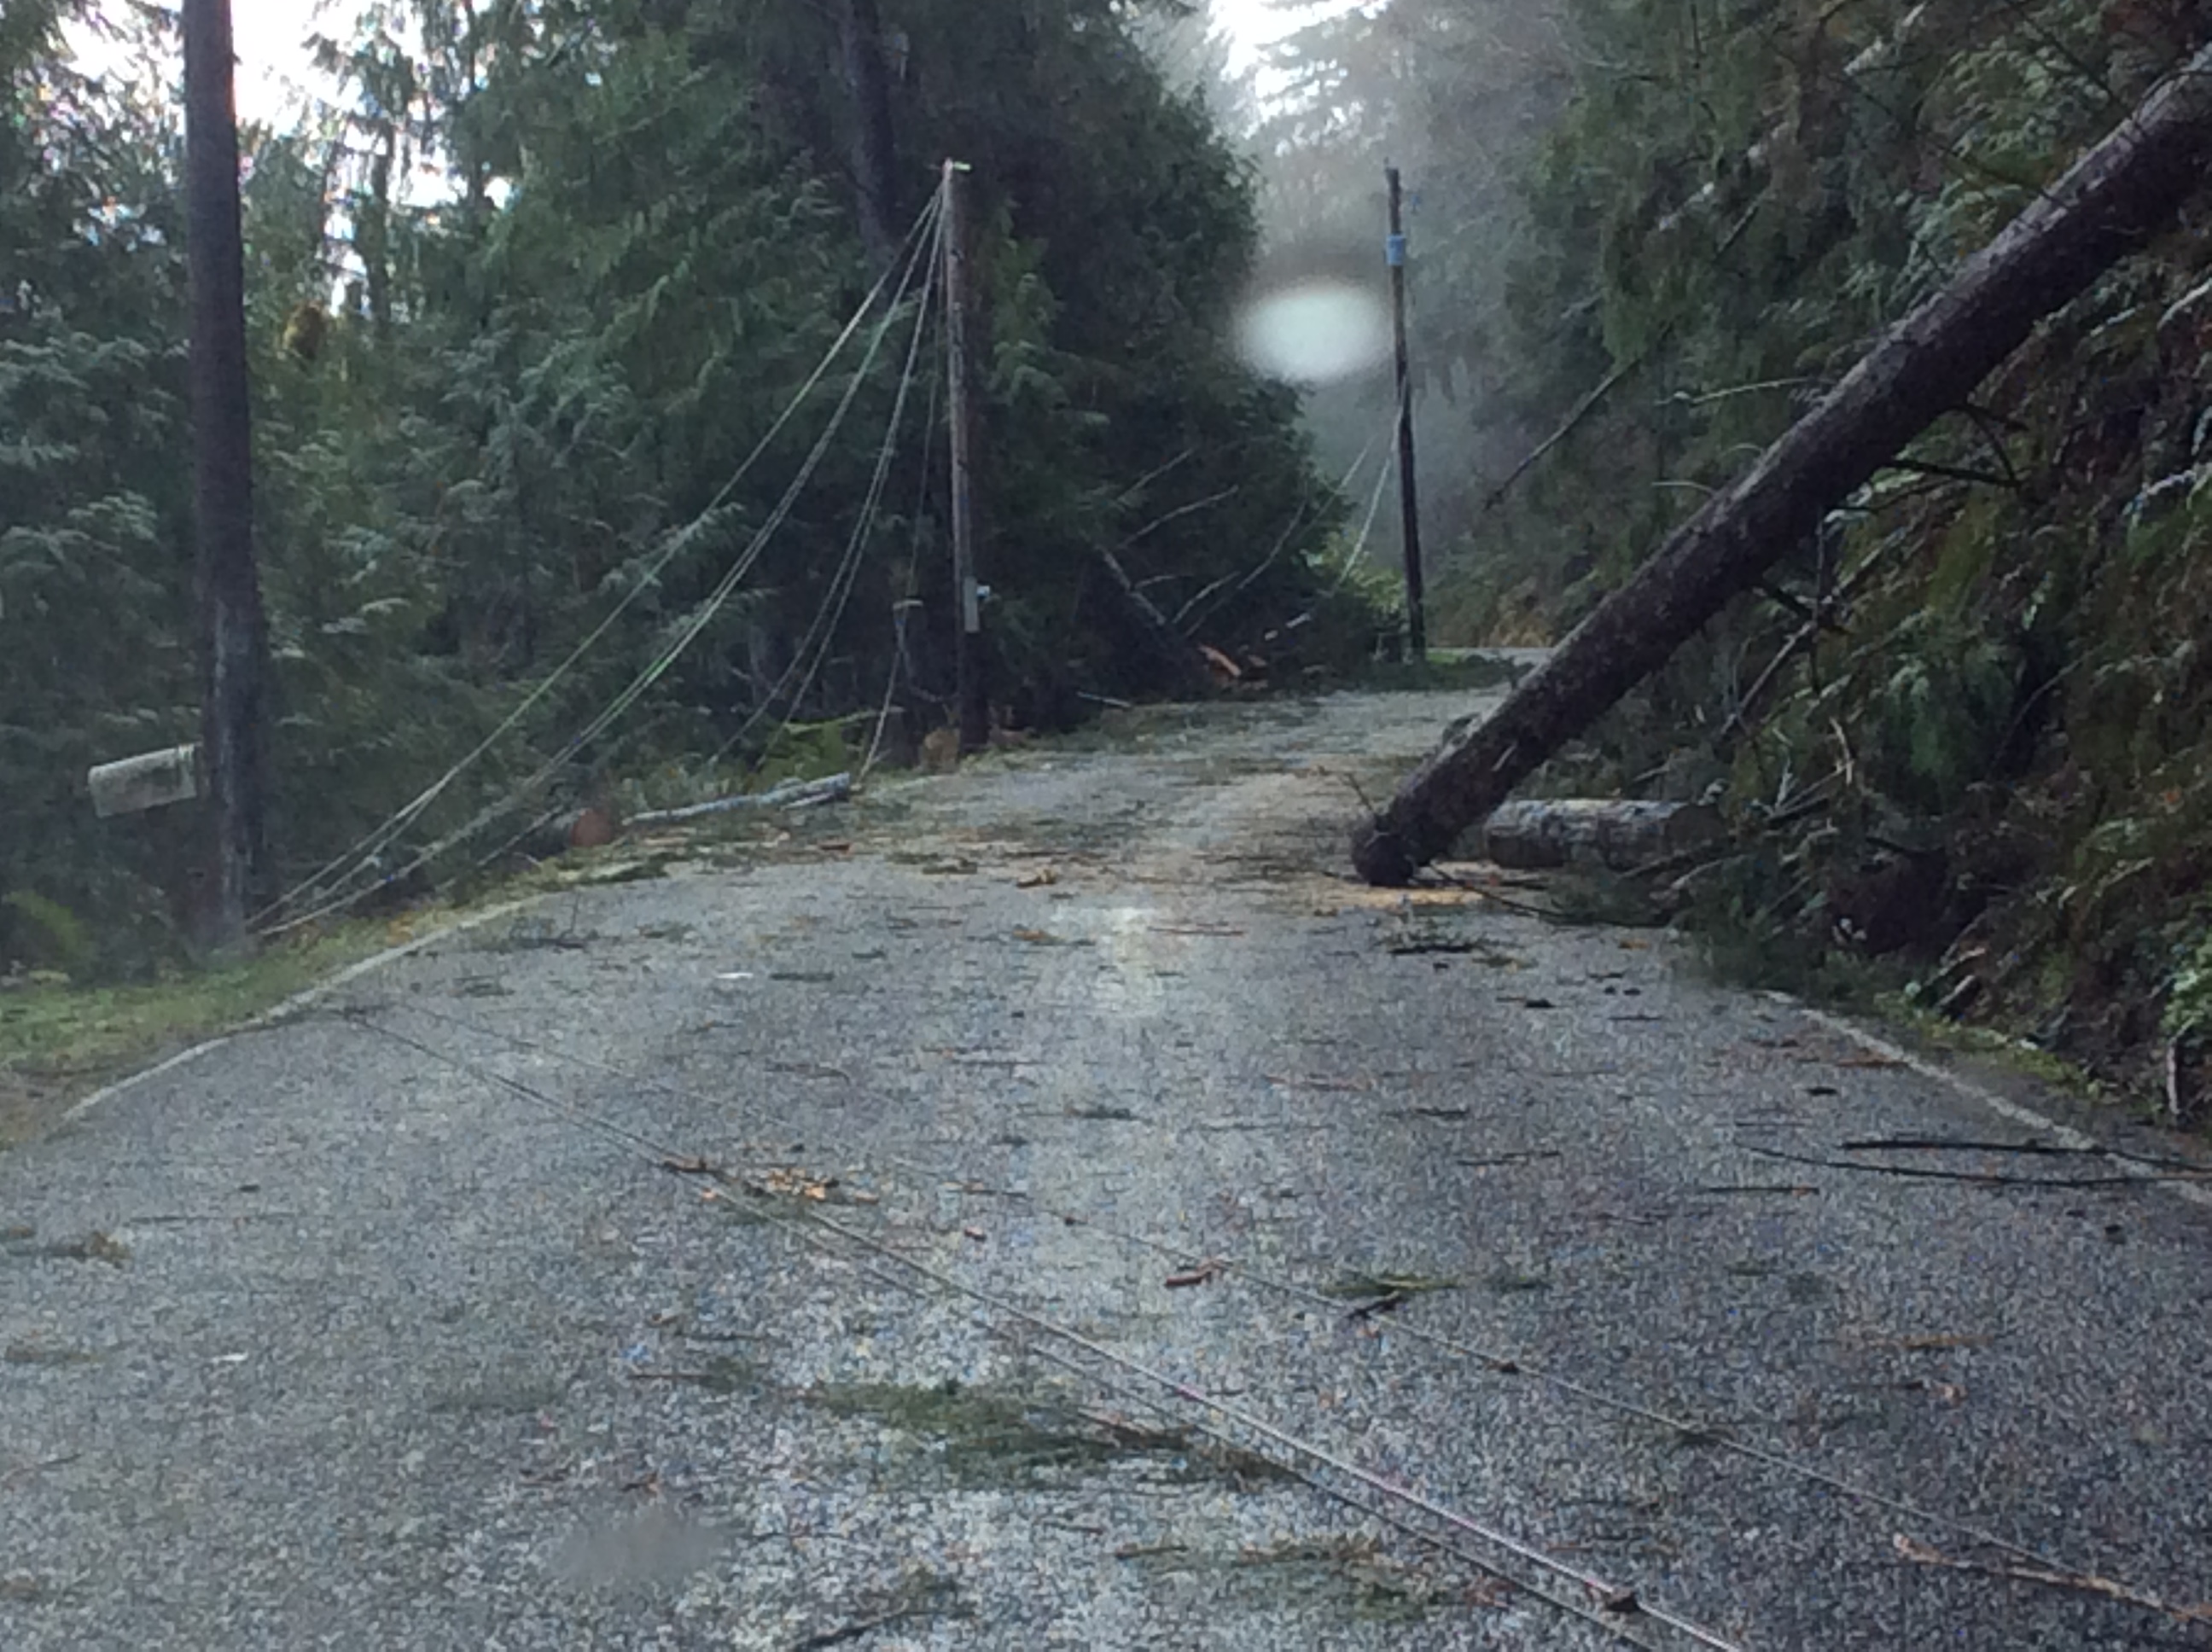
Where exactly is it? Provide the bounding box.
[806,1219,1737,1651]
[359,994,2210,1636]
[1744,1142,2209,1190]
[346,1005,1743,1652]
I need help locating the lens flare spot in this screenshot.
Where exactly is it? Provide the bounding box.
[1236,282,1392,385]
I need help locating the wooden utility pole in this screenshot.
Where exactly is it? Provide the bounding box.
[942,159,989,753]
[1351,42,2212,886]
[1387,164,1426,661]
[183,0,271,949]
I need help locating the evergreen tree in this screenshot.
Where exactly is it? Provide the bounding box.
[1,0,1372,971]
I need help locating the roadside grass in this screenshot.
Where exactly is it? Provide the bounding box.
[0,907,469,1149]
[1868,998,2119,1114]
[1675,887,2113,1103]
[0,782,896,1152]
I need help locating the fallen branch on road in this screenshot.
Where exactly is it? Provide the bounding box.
[1743,1143,2207,1190]
[783,1598,945,1652]
[1892,1533,2212,1628]
[1837,1136,2209,1172]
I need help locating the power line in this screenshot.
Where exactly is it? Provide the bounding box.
[1179,398,1400,646]
[387,992,2186,1609]
[255,194,946,933]
[262,195,946,933]
[350,1007,1739,1650]
[712,195,946,768]
[859,301,948,782]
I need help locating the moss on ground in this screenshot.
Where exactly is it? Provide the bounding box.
[803,1376,1293,1491]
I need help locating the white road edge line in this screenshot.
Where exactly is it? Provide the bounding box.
[1794,1003,2212,1213]
[59,898,541,1126]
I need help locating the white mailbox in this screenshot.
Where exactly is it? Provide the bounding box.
[89,743,203,818]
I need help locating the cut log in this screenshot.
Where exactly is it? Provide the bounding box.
[626,771,854,830]
[1479,800,1723,873]
[1353,44,2212,887]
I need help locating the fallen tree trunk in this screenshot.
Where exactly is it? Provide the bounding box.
[1353,44,2212,887]
[1480,800,1724,872]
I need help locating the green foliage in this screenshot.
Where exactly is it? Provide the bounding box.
[2163,931,2212,1040]
[1411,0,2212,1091]
[748,720,857,794]
[1859,619,2020,816]
[1,0,1374,976]
[2,893,95,979]
[1,3,200,969]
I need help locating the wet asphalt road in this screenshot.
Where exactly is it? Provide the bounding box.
[4,687,2211,1651]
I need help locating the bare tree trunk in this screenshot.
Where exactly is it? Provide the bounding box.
[836,0,901,270]
[1353,44,2212,886]
[1480,800,1722,872]
[183,0,271,948]
[359,128,396,338]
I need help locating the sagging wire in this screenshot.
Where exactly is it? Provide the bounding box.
[1172,426,1382,637]
[254,192,946,934]
[1330,394,1406,594]
[710,191,946,770]
[268,195,946,932]
[859,353,944,786]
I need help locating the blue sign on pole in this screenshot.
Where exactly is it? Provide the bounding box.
[1386,233,1408,268]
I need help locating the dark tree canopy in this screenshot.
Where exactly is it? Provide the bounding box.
[0,0,1374,971]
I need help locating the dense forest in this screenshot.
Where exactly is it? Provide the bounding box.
[2,0,1377,972]
[10,0,2212,1113]
[1250,0,2212,1107]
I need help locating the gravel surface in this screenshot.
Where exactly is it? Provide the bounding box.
[3,686,2209,1650]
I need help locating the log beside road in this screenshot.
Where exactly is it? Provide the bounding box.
[1479,799,1723,872]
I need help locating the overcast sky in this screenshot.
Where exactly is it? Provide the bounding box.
[67,0,1363,128]
[226,0,323,125]
[1214,0,1359,72]
[60,0,325,127]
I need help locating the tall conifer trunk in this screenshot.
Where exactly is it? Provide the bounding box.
[183,0,271,946]
[836,0,900,270]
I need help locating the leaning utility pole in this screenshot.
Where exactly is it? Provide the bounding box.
[942,160,988,753]
[1352,41,2212,886]
[183,0,271,950]
[1387,164,1426,662]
